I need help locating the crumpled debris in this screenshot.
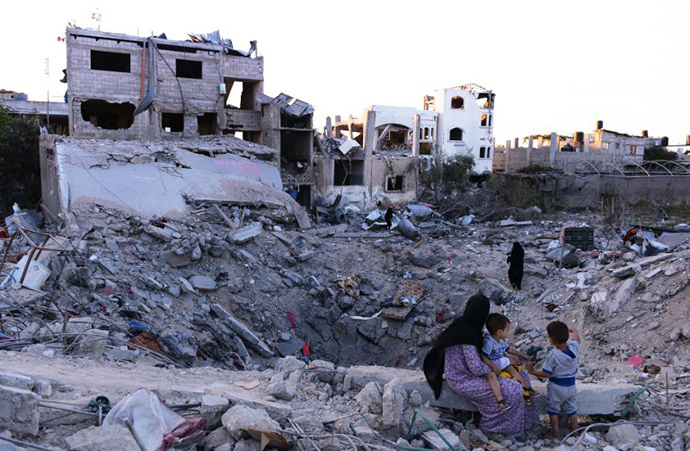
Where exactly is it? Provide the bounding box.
[336,274,360,299]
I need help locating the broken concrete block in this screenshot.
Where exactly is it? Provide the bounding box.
[221,405,279,440]
[224,392,293,421]
[144,224,174,242]
[189,275,217,291]
[355,381,382,414]
[382,377,405,429]
[276,356,306,373]
[266,380,296,401]
[211,304,273,357]
[65,425,139,451]
[478,278,511,304]
[159,250,192,268]
[0,373,33,391]
[605,423,641,448]
[0,385,39,436]
[545,247,579,268]
[422,428,462,451]
[610,277,637,313]
[75,329,109,357]
[201,394,230,430]
[410,251,441,269]
[227,222,263,244]
[204,427,235,450]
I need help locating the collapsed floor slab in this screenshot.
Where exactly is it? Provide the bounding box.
[39,136,310,228]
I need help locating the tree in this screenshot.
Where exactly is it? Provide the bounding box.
[644,146,678,161]
[0,106,41,216]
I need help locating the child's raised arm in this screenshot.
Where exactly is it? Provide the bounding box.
[568,325,581,342]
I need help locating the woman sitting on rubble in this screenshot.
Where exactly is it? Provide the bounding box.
[423,293,538,437]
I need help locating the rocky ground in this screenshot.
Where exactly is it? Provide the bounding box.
[3,193,690,450]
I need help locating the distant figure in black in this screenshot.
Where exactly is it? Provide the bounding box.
[507,242,524,290]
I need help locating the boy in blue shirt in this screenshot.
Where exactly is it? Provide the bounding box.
[527,321,581,439]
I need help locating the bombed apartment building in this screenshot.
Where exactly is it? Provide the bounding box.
[316,84,495,208]
[65,28,265,139]
[34,28,317,225]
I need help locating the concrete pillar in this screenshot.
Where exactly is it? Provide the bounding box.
[506,148,512,171]
[584,135,590,154]
[537,136,544,148]
[549,132,558,165]
[528,136,534,150]
[363,109,376,194]
[325,117,332,138]
[514,137,519,149]
[506,140,511,150]
[412,115,420,158]
[526,136,533,166]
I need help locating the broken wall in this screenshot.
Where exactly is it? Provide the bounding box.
[539,174,690,209]
[66,29,265,140]
[435,87,494,173]
[313,155,416,209]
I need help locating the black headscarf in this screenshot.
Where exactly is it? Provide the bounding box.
[423,293,490,399]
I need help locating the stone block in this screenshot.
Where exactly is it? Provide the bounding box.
[0,385,39,436]
[221,405,279,440]
[606,423,641,448]
[0,373,33,391]
[75,329,109,357]
[227,222,263,244]
[65,425,139,451]
[201,394,230,430]
[355,382,382,414]
[224,391,292,421]
[382,377,405,429]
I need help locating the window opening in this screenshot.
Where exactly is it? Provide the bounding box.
[80,100,134,130]
[162,113,184,132]
[487,147,491,158]
[476,93,491,109]
[481,114,488,126]
[386,176,404,192]
[451,96,464,109]
[449,127,463,141]
[91,50,130,73]
[176,59,202,79]
[480,147,486,158]
[197,113,217,135]
[334,160,364,186]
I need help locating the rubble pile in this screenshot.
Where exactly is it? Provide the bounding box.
[4,198,690,449]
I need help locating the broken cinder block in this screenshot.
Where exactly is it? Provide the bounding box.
[0,385,40,436]
[227,222,263,244]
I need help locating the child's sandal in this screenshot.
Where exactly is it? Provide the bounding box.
[498,399,512,411]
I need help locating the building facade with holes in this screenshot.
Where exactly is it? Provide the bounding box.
[427,85,495,174]
[66,28,264,140]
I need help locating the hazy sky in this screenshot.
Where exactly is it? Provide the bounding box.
[3,0,690,144]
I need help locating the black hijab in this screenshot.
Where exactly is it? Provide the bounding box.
[423,293,490,399]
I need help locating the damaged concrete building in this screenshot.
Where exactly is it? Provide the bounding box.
[0,90,69,134]
[36,28,316,226]
[318,84,495,208]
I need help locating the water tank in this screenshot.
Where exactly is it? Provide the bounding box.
[661,136,669,146]
[641,130,648,138]
[596,120,604,130]
[575,131,584,143]
[686,135,690,146]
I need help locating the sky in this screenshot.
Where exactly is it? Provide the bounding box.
[3,0,690,144]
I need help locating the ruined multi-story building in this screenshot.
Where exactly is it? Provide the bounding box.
[316,84,495,208]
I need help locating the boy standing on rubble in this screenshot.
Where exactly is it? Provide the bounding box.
[527,321,581,439]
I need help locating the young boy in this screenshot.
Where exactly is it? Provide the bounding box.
[481,313,534,410]
[527,321,581,439]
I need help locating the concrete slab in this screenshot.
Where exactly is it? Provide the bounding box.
[0,385,40,436]
[344,366,638,416]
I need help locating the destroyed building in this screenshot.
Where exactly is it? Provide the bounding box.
[317,84,495,208]
[0,90,69,135]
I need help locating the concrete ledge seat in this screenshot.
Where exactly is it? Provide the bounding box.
[345,365,638,416]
